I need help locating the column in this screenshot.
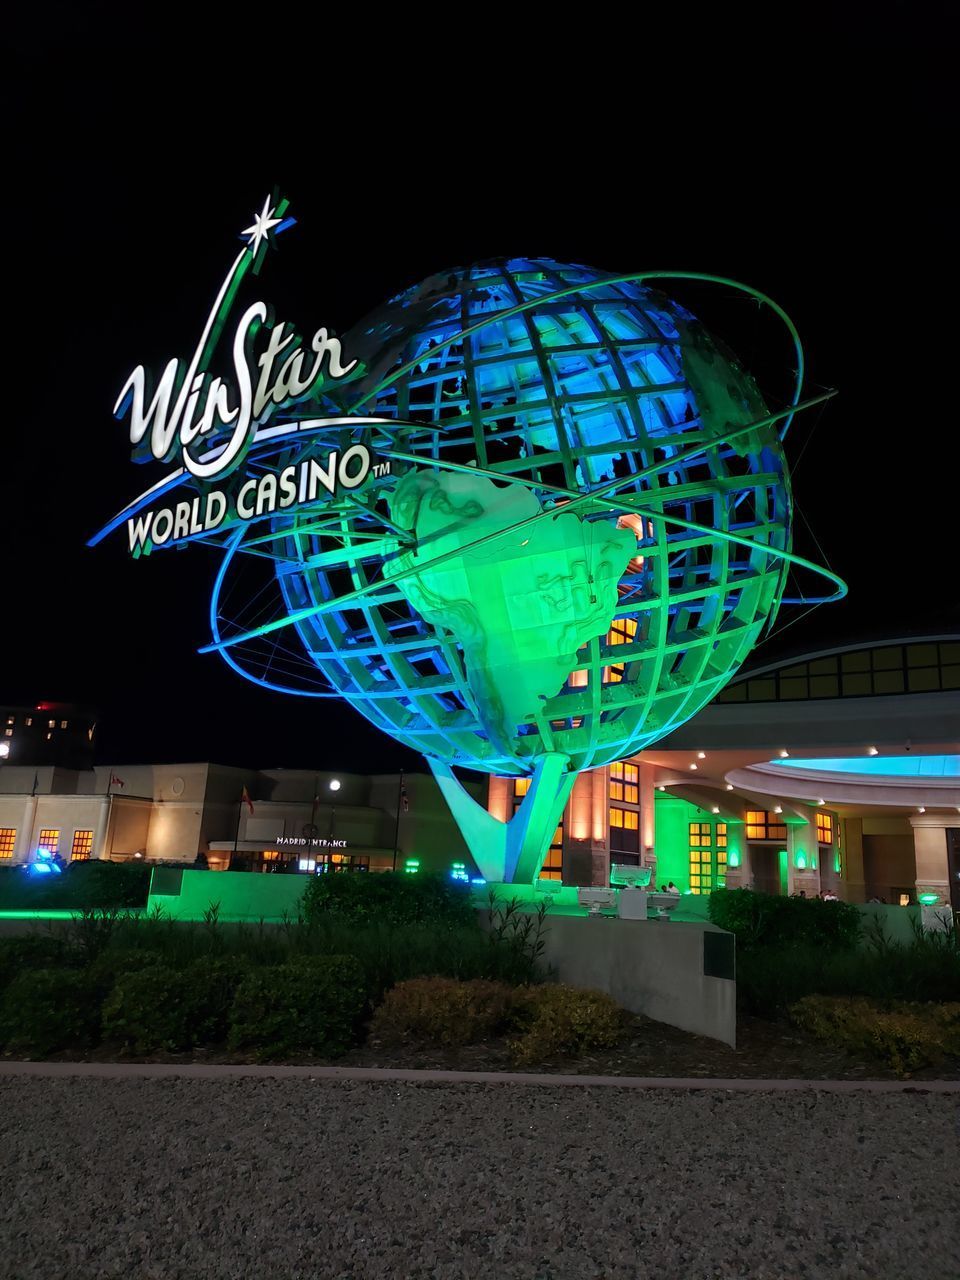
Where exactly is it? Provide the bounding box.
[910,814,950,904]
[639,762,656,885]
[562,768,608,887]
[13,795,38,863]
[839,818,866,903]
[92,796,112,861]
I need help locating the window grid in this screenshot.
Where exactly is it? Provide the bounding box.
[539,824,564,881]
[745,810,787,841]
[717,641,960,703]
[71,830,94,861]
[0,828,15,859]
[604,616,638,683]
[689,822,728,895]
[38,829,60,854]
[609,760,639,804]
[816,812,833,844]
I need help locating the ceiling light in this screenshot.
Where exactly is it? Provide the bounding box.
[867,747,878,756]
[689,763,698,770]
[817,798,825,806]
[697,751,706,759]
[774,805,783,814]
[778,750,789,758]
[917,806,925,814]
[725,784,734,791]
[711,806,720,814]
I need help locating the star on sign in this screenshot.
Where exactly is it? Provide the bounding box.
[241,197,283,255]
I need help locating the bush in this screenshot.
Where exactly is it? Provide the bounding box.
[709,888,861,950]
[0,861,150,912]
[789,995,960,1078]
[0,935,70,991]
[84,949,172,1001]
[102,958,249,1053]
[0,969,99,1054]
[301,872,475,929]
[228,956,366,1059]
[508,985,626,1066]
[369,977,517,1047]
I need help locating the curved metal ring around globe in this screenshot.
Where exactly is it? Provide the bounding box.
[350,270,809,440]
[201,387,845,664]
[205,261,845,774]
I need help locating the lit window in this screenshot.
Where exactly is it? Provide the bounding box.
[262,850,281,861]
[46,732,52,741]
[60,720,68,730]
[816,812,832,844]
[48,719,55,729]
[745,810,787,840]
[4,728,11,737]
[24,716,33,727]
[539,823,564,881]
[514,777,531,797]
[0,828,16,859]
[604,616,638,683]
[71,830,94,860]
[38,829,60,854]
[688,821,727,894]
[4,715,13,726]
[609,760,639,804]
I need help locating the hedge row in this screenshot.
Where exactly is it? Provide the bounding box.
[0,955,366,1060]
[0,861,151,910]
[708,887,862,950]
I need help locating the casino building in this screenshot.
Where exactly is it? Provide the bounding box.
[1,635,957,918]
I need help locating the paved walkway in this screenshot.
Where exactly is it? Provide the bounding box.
[1,1069,958,1278]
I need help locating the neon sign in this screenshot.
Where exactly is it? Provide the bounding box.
[92,195,391,558]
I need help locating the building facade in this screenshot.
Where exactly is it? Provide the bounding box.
[487,634,960,916]
[0,763,479,876]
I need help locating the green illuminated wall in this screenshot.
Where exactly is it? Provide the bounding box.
[653,793,702,890]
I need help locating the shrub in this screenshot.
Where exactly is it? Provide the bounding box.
[84,949,172,1001]
[301,872,475,929]
[228,956,366,1059]
[0,935,70,991]
[101,957,250,1053]
[369,977,517,1047]
[508,985,626,1066]
[789,995,960,1078]
[0,969,99,1054]
[102,965,196,1053]
[0,861,150,912]
[709,888,861,950]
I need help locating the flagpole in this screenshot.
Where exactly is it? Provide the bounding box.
[232,792,243,862]
[392,770,404,872]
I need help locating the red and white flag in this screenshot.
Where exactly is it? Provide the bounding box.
[241,785,255,816]
[110,773,125,790]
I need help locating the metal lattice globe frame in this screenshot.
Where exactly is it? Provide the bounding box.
[225,260,797,774]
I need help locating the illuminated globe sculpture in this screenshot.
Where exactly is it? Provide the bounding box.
[199,257,842,883]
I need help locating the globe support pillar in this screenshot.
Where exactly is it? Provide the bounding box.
[429,754,575,885]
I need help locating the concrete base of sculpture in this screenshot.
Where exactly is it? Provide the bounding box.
[536,914,737,1048]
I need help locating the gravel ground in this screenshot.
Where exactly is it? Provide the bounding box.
[0,1077,958,1280]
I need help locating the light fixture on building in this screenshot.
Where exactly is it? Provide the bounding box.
[697,751,706,760]
[329,779,342,792]
[689,763,698,770]
[657,785,666,791]
[867,746,878,756]
[774,805,783,814]
[778,749,789,758]
[711,806,720,814]
[817,798,826,806]
[917,806,926,814]
[725,783,734,791]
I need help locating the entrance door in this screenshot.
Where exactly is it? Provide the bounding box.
[750,845,782,895]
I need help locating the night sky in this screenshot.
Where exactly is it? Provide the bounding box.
[5,11,954,772]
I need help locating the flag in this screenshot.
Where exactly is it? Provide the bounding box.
[241,785,255,816]
[31,772,39,797]
[110,773,125,790]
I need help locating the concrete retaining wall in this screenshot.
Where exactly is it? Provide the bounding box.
[538,915,737,1048]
